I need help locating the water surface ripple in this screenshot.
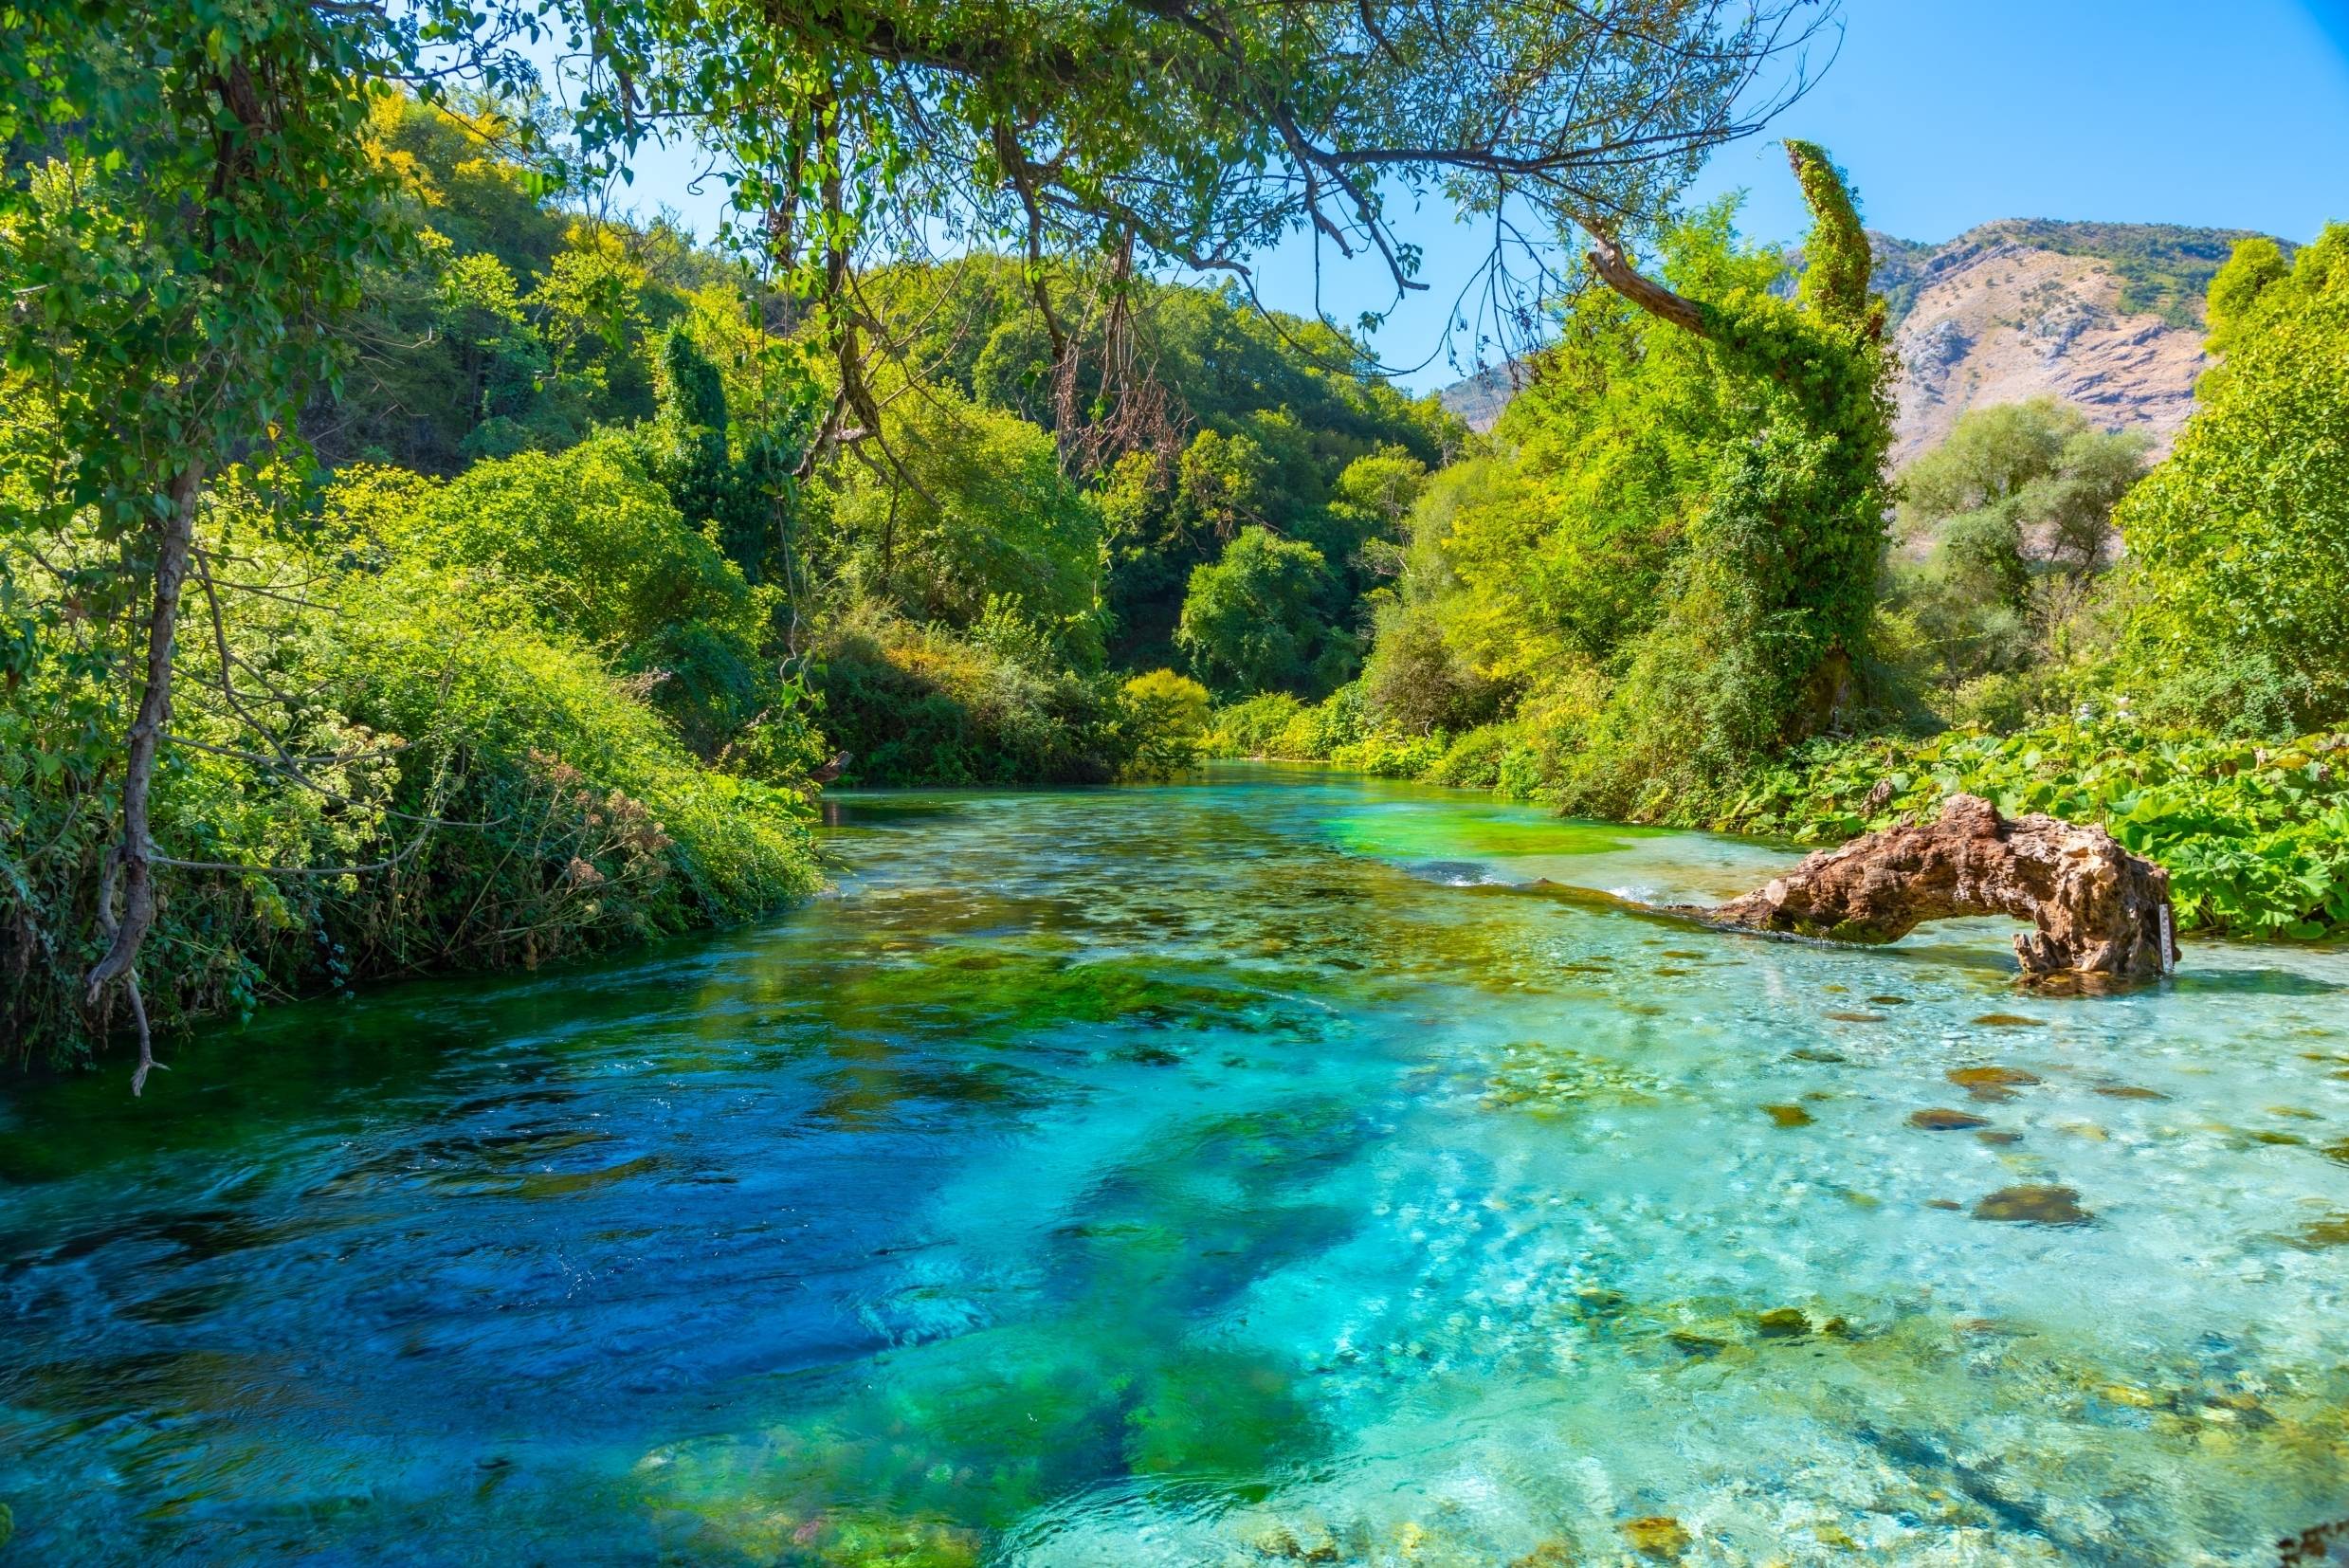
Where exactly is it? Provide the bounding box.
[4,767,2347,1564]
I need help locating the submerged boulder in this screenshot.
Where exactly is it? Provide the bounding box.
[1707,794,2177,984]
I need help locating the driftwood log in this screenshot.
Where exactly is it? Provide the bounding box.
[1707,793,2178,984]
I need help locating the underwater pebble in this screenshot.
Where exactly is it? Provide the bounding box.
[1622,1516,1691,1559]
[1948,1066,2043,1103]
[2289,1213,2349,1249]
[1908,1108,1991,1131]
[1505,1542,1575,1568]
[1973,1185,2095,1226]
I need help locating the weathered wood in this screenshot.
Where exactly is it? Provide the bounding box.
[1707,793,2178,984]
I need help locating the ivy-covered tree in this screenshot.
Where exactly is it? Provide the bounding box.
[0,0,554,1084]
[1560,141,1897,811]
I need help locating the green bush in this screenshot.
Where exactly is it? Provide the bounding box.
[1360,604,1505,735]
[1328,730,1448,778]
[339,439,790,763]
[0,505,821,1066]
[318,574,821,974]
[1273,681,1370,759]
[1203,693,1306,757]
[808,607,1131,786]
[1423,724,1520,792]
[1117,669,1211,780]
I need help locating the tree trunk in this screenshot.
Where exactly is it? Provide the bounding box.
[84,461,204,1009]
[1704,793,2179,985]
[1584,229,1711,337]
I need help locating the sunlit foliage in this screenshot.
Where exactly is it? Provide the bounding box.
[2118,227,2349,732]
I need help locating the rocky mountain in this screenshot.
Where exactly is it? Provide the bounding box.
[1439,221,2278,465]
[1432,362,1517,432]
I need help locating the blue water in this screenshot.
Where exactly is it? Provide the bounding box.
[3,767,2346,1564]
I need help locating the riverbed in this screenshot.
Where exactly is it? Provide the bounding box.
[3,766,2346,1564]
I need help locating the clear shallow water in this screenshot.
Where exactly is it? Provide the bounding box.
[4,765,2348,1566]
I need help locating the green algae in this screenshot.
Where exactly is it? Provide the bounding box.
[1314,810,1647,864]
[1973,1185,2096,1226]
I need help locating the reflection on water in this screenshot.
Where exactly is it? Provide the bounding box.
[3,763,2346,1564]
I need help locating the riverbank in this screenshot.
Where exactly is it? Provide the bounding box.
[1208,705,2349,944]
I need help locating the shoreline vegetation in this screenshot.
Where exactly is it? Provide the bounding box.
[1201,718,2349,944]
[6,9,2346,1074]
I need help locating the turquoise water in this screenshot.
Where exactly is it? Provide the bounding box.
[3,765,2347,1565]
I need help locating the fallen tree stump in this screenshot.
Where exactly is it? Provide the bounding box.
[1706,793,2177,985]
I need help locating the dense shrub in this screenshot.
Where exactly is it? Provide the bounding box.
[809,607,1132,786]
[1328,730,1448,778]
[1360,605,1505,735]
[2117,226,2349,728]
[1117,669,1211,780]
[0,509,821,1067]
[1203,693,1308,757]
[338,440,795,763]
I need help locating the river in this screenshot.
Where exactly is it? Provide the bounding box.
[3,766,2346,1564]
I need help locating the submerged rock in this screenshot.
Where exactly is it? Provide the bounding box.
[1622,1516,1691,1559]
[2289,1213,2349,1249]
[1757,1306,1811,1338]
[1973,1185,2095,1226]
[1506,1541,1577,1568]
[1764,1103,1816,1128]
[1909,1107,1992,1131]
[1705,793,2178,983]
[1949,1066,2042,1103]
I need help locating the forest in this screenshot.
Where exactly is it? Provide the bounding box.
[4,0,2346,1072]
[1,81,1470,1064]
[8,3,2349,1564]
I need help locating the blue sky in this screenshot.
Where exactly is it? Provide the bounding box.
[603,0,2349,391]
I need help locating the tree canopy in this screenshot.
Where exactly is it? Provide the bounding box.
[2117,226,2349,730]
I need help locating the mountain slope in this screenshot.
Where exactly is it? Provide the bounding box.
[1439,220,2279,462]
